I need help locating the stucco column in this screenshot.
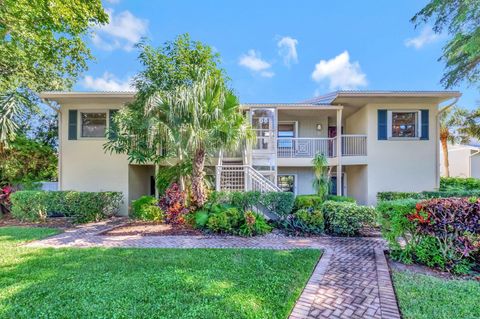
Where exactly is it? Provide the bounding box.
[336,108,342,196]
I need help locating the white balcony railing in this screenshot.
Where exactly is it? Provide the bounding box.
[277,135,367,158]
[277,138,336,158]
[342,135,367,156]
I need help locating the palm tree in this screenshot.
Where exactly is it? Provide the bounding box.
[0,91,31,156]
[144,70,254,207]
[312,153,330,200]
[439,106,477,177]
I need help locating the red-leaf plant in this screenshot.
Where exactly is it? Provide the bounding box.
[410,197,480,270]
[0,186,14,215]
[159,183,189,225]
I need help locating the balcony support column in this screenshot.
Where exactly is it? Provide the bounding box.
[336,109,343,196]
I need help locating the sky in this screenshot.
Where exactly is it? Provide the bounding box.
[75,0,479,110]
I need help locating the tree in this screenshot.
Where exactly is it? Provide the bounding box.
[312,153,330,200]
[412,1,480,88]
[439,106,480,176]
[144,70,254,207]
[105,35,253,206]
[0,0,108,146]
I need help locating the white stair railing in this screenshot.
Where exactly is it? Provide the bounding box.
[216,165,281,193]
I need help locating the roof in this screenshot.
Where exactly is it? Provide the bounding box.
[303,90,462,104]
[40,91,136,99]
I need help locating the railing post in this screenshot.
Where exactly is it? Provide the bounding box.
[215,166,221,191]
[336,108,343,196]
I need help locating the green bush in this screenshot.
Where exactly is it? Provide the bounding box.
[131,196,164,221]
[293,195,323,211]
[231,191,261,211]
[322,201,375,236]
[440,177,480,191]
[376,199,419,251]
[377,192,423,201]
[259,192,295,216]
[326,195,356,203]
[238,211,272,237]
[296,209,324,231]
[10,191,123,223]
[194,210,209,228]
[206,206,242,233]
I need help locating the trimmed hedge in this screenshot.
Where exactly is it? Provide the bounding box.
[326,195,356,203]
[321,201,376,236]
[377,190,480,202]
[440,177,480,191]
[10,191,123,223]
[294,195,323,211]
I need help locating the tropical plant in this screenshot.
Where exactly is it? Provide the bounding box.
[104,35,253,207]
[0,0,108,146]
[412,0,480,88]
[159,183,189,225]
[0,185,13,215]
[312,153,330,201]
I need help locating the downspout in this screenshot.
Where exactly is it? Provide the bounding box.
[41,99,62,190]
[435,97,459,189]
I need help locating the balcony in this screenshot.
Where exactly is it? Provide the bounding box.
[277,135,367,158]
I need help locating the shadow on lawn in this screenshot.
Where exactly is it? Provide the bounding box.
[0,240,320,319]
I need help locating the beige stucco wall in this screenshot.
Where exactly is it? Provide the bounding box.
[277,167,315,195]
[441,148,471,177]
[128,165,155,207]
[278,110,330,138]
[472,154,480,178]
[59,100,130,215]
[364,103,438,205]
[345,165,368,205]
[345,107,368,135]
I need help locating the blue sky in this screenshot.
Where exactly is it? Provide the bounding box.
[76,0,478,109]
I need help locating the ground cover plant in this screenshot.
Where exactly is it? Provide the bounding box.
[378,197,480,274]
[0,227,320,319]
[393,270,480,319]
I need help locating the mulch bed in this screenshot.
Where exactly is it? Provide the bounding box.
[101,221,203,236]
[0,214,74,229]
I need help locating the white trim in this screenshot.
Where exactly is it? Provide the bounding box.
[78,110,108,139]
[387,110,421,140]
[277,173,297,195]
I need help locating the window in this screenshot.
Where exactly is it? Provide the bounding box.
[278,122,296,148]
[277,175,295,193]
[81,112,107,138]
[387,111,421,139]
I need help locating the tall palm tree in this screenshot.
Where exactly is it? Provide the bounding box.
[145,70,254,207]
[0,91,30,155]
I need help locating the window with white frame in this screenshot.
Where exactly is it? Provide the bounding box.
[81,112,107,138]
[277,174,296,193]
[388,111,421,138]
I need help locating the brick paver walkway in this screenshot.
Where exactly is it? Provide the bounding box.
[26,219,401,319]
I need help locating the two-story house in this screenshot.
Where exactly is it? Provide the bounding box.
[41,90,460,215]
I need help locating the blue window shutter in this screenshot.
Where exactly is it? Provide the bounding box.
[68,110,77,140]
[108,109,119,139]
[378,110,387,140]
[421,109,429,140]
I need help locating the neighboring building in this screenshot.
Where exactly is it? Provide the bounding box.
[41,90,461,215]
[440,144,480,178]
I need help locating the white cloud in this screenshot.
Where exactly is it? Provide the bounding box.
[405,26,442,49]
[92,9,148,51]
[277,36,298,66]
[82,72,134,91]
[238,50,274,77]
[311,51,367,90]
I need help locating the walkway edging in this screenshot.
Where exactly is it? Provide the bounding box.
[375,248,402,319]
[289,249,333,319]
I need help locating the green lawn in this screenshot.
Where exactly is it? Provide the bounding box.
[0,227,320,319]
[393,270,480,319]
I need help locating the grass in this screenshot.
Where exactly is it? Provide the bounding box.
[0,227,320,319]
[393,270,480,319]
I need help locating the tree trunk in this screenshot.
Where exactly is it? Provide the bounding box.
[191,147,206,207]
[440,136,450,178]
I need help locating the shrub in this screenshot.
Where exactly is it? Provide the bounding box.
[322,201,375,236]
[409,197,480,273]
[259,192,295,216]
[194,210,209,228]
[10,191,123,223]
[377,192,423,201]
[238,211,272,237]
[376,199,419,251]
[131,196,164,221]
[207,191,231,205]
[326,195,356,203]
[422,190,480,198]
[159,183,189,225]
[231,191,261,211]
[440,177,480,191]
[206,206,242,233]
[294,195,323,211]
